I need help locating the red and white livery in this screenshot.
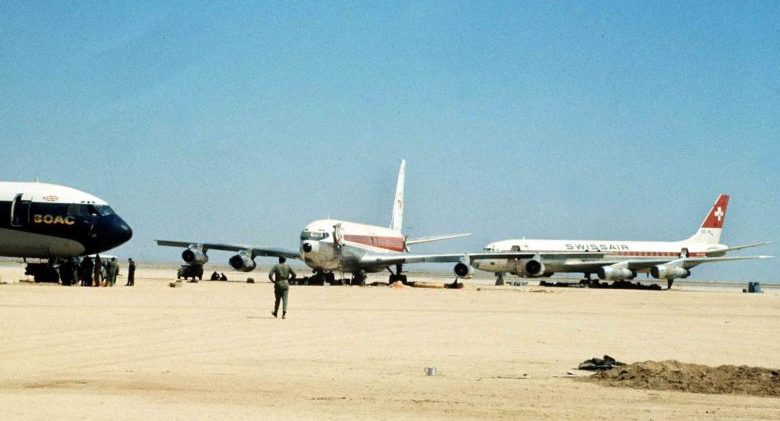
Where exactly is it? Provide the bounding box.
[157,160,470,284]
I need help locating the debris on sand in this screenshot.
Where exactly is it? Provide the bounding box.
[580,360,780,397]
[578,355,626,371]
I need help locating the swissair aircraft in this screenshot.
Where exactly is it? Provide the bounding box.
[470,194,771,288]
[156,160,470,284]
[0,181,133,283]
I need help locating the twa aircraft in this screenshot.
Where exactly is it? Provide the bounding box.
[0,181,133,283]
[471,194,771,288]
[156,160,469,284]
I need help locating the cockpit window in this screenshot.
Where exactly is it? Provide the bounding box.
[67,204,112,217]
[301,231,330,240]
[95,205,114,216]
[483,247,495,252]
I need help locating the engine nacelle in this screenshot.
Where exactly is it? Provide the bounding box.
[650,265,690,279]
[182,248,208,265]
[453,262,474,278]
[597,266,637,280]
[522,259,545,277]
[229,254,256,272]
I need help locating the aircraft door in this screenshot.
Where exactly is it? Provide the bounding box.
[333,223,344,248]
[10,194,31,227]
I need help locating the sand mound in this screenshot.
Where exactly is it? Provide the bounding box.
[581,360,779,397]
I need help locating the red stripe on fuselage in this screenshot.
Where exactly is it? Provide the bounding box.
[343,234,405,252]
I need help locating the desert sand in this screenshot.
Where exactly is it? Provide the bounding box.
[0,261,778,420]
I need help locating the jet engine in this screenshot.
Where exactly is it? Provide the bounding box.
[453,262,474,278]
[229,253,256,272]
[182,248,208,265]
[521,258,546,277]
[597,266,636,280]
[650,265,690,279]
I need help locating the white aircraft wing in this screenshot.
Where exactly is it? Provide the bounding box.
[665,255,773,269]
[406,233,471,245]
[360,250,609,267]
[552,255,773,272]
[466,251,607,260]
[706,241,771,256]
[359,253,466,266]
[155,240,300,259]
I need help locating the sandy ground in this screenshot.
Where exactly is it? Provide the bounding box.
[0,261,778,420]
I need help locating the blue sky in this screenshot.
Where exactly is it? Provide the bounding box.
[1,1,778,281]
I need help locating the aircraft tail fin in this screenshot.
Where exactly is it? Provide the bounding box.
[390,159,406,233]
[685,194,730,244]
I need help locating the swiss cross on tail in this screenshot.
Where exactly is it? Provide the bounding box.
[701,194,730,229]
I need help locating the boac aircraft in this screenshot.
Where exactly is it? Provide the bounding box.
[0,182,133,283]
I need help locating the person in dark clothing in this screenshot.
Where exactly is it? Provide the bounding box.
[210,271,220,281]
[268,256,296,319]
[126,258,136,286]
[80,256,93,286]
[220,272,228,281]
[93,254,103,287]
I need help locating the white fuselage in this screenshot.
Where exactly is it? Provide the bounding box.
[474,238,728,275]
[299,219,405,273]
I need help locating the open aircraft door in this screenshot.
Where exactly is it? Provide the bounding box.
[10,193,31,228]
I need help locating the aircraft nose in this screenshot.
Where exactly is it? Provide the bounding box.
[98,215,133,250]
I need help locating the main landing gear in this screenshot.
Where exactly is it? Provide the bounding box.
[579,272,594,286]
[495,272,505,286]
[352,271,366,286]
[310,270,336,285]
[387,264,407,284]
[24,258,78,284]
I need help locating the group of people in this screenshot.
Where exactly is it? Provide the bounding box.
[209,271,229,281]
[78,255,136,287]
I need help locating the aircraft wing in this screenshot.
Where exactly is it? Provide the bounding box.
[664,255,773,269]
[467,251,608,261]
[359,253,466,266]
[554,255,773,272]
[360,250,608,267]
[406,233,471,245]
[155,240,300,259]
[706,241,771,256]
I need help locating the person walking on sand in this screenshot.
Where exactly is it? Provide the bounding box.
[268,256,295,319]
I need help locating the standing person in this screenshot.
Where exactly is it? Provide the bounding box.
[268,256,295,319]
[80,256,93,287]
[126,258,136,286]
[93,254,103,287]
[107,257,119,286]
